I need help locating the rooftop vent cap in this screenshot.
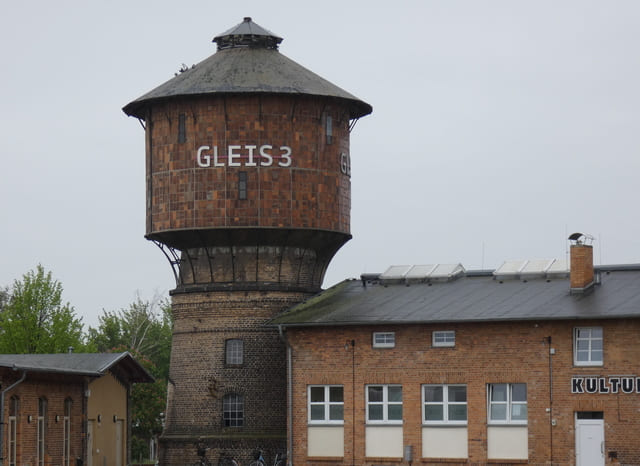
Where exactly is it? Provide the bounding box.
[568,232,594,245]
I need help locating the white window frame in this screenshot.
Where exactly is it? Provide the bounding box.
[422,384,467,425]
[488,383,527,425]
[574,327,603,366]
[8,396,17,466]
[222,393,244,427]
[225,339,244,365]
[372,332,395,348]
[432,330,455,347]
[308,385,344,425]
[37,397,47,466]
[366,385,403,424]
[63,398,72,466]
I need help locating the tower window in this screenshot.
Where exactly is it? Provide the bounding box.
[223,394,244,427]
[225,339,244,365]
[238,172,247,200]
[326,114,333,144]
[178,113,186,143]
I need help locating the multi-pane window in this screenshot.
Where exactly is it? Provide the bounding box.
[222,394,244,427]
[488,383,527,424]
[372,332,395,348]
[37,397,47,466]
[423,384,467,424]
[238,172,248,200]
[308,385,344,424]
[225,339,244,365]
[63,398,72,466]
[366,385,402,424]
[432,330,455,347]
[574,327,603,366]
[8,396,18,466]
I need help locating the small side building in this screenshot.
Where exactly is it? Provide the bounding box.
[0,352,153,466]
[271,242,640,465]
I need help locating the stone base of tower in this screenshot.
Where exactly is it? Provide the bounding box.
[159,289,309,465]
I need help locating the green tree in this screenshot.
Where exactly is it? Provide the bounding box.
[0,265,86,353]
[87,296,172,459]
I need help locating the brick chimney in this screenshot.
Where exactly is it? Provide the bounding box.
[568,233,595,292]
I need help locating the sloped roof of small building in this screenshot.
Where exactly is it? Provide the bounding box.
[123,17,372,119]
[270,264,640,327]
[0,352,153,384]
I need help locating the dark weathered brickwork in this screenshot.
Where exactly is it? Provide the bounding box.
[145,95,351,237]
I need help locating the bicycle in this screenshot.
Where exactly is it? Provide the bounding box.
[249,449,286,466]
[193,442,212,466]
[218,454,239,466]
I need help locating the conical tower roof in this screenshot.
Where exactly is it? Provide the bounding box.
[123,17,372,119]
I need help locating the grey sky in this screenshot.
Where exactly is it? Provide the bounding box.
[2,1,639,328]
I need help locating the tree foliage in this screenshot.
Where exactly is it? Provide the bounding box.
[0,265,86,353]
[87,297,173,459]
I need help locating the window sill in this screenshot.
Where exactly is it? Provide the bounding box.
[364,457,402,463]
[487,459,528,464]
[419,459,467,464]
[305,457,343,462]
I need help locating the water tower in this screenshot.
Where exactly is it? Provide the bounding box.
[123,17,371,465]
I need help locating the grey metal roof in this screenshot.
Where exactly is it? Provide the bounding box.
[0,352,154,383]
[270,265,640,327]
[123,18,372,119]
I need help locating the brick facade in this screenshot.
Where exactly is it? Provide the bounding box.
[285,319,640,465]
[0,371,84,466]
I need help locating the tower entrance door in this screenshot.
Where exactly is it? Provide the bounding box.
[575,412,604,466]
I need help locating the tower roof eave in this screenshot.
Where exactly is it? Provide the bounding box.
[122,46,372,119]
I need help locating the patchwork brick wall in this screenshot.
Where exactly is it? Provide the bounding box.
[144,94,351,237]
[286,318,640,465]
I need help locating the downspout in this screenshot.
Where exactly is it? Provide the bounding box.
[277,325,293,466]
[0,369,27,466]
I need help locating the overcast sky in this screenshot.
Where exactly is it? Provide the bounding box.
[2,1,639,328]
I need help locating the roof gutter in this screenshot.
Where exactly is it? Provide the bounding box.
[277,325,293,466]
[0,369,27,466]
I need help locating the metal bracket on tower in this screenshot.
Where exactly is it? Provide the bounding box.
[151,240,182,287]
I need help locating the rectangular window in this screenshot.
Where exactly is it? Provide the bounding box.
[225,339,244,365]
[238,171,247,200]
[433,331,455,347]
[63,399,72,466]
[8,396,17,466]
[223,394,244,427]
[488,383,527,424]
[366,385,402,424]
[372,332,395,348]
[326,114,333,144]
[178,113,186,143]
[308,385,344,424]
[37,398,47,466]
[423,384,467,424]
[574,327,603,366]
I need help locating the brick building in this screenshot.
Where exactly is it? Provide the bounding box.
[271,240,640,465]
[0,352,153,466]
[123,17,371,465]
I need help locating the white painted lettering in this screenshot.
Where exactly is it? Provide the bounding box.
[260,145,273,166]
[278,146,292,167]
[246,145,257,167]
[228,145,242,167]
[197,146,211,167]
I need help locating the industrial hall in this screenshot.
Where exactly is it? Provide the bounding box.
[120,15,639,466]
